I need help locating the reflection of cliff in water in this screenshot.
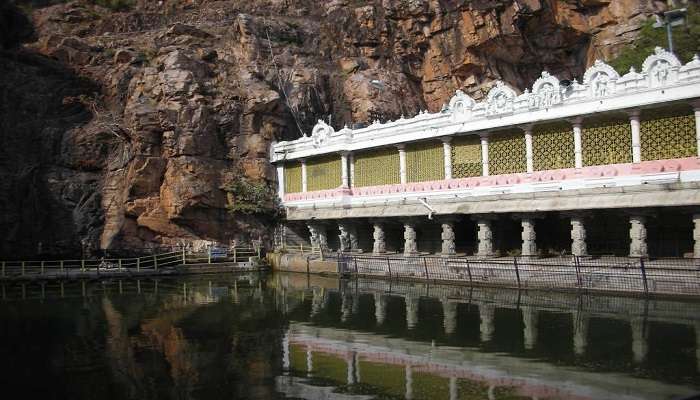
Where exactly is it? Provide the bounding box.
[273,274,700,400]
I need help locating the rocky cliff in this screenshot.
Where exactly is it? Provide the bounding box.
[0,0,672,257]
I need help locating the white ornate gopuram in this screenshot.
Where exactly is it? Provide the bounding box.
[272,49,700,258]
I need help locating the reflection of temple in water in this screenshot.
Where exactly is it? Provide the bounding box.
[274,274,700,400]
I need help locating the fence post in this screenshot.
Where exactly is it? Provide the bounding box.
[41,261,45,275]
[118,259,123,271]
[423,257,429,280]
[208,247,212,264]
[386,257,392,278]
[514,257,521,289]
[573,255,582,287]
[153,255,158,271]
[639,257,648,295]
[60,260,64,273]
[182,249,186,265]
[21,261,25,276]
[81,259,85,273]
[233,247,237,263]
[354,257,359,274]
[466,260,472,283]
[136,257,140,272]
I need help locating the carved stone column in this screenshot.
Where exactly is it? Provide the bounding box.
[571,215,588,257]
[441,219,456,256]
[693,214,700,258]
[403,221,418,256]
[340,151,350,188]
[372,222,386,254]
[629,216,648,258]
[629,110,642,163]
[521,218,537,257]
[477,219,495,258]
[308,223,328,251]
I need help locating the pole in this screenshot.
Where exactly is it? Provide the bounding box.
[208,247,212,264]
[41,261,44,275]
[667,21,674,54]
[136,257,140,272]
[640,258,649,295]
[514,257,521,289]
[81,259,85,273]
[118,259,122,271]
[60,260,64,273]
[21,261,25,276]
[182,249,186,265]
[153,255,158,271]
[233,247,237,263]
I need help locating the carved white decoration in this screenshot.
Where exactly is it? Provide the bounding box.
[311,120,334,148]
[448,90,475,116]
[642,47,681,87]
[584,60,620,98]
[679,54,700,81]
[486,81,517,116]
[337,125,353,140]
[529,71,562,109]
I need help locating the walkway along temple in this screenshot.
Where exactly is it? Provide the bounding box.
[272,48,700,259]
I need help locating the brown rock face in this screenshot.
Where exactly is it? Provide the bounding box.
[0,0,664,257]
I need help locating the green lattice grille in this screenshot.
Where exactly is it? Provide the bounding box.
[307,155,341,191]
[451,135,482,178]
[532,122,575,171]
[284,162,302,193]
[353,148,400,187]
[489,130,527,175]
[582,118,632,166]
[406,141,444,182]
[641,114,696,161]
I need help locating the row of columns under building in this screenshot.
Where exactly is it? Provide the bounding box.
[304,213,700,258]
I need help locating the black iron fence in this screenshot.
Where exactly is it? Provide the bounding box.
[335,254,700,297]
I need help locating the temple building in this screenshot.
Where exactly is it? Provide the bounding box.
[272,48,700,258]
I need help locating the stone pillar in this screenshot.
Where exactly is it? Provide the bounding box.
[374,293,386,325]
[301,159,308,192]
[480,135,490,176]
[521,218,537,257]
[522,306,538,350]
[338,222,352,253]
[341,151,350,188]
[524,125,534,173]
[443,300,458,336]
[441,220,456,256]
[398,144,407,184]
[372,222,386,254]
[403,221,418,256]
[629,110,642,163]
[571,216,588,257]
[572,118,583,169]
[405,364,414,400]
[629,216,648,258]
[276,164,285,199]
[442,137,453,180]
[477,219,495,258]
[479,304,495,342]
[349,153,355,187]
[573,311,589,356]
[631,317,648,363]
[406,295,419,330]
[693,214,700,258]
[348,225,359,252]
[308,223,328,251]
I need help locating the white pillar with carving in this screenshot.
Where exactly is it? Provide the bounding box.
[372,222,386,254]
[398,144,407,184]
[524,125,534,173]
[442,137,453,180]
[572,117,583,168]
[694,214,700,258]
[403,221,418,256]
[276,164,285,199]
[301,159,308,192]
[629,110,642,163]
[477,219,494,258]
[521,218,537,257]
[629,216,648,258]
[571,215,588,257]
[441,219,456,256]
[480,135,490,176]
[340,151,350,188]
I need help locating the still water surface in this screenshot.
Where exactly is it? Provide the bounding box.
[0,273,698,399]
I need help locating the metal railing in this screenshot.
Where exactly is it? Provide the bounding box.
[335,254,700,297]
[0,246,262,280]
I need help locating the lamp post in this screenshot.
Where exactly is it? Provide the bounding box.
[653,8,687,54]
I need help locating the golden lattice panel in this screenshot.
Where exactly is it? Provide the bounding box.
[353,148,400,187]
[307,155,341,191]
[406,141,444,182]
[284,162,302,193]
[641,114,696,161]
[489,130,527,175]
[451,135,482,178]
[532,122,575,171]
[582,119,632,166]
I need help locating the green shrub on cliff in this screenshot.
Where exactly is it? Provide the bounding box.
[223,176,283,219]
[609,5,700,73]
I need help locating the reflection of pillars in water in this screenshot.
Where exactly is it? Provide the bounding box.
[480,304,495,343]
[443,300,458,336]
[522,306,538,350]
[306,346,313,377]
[341,291,352,323]
[346,352,357,385]
[449,376,458,400]
[182,282,187,302]
[487,384,496,400]
[374,293,386,326]
[136,280,140,294]
[352,291,360,315]
[355,352,361,383]
[406,295,419,330]
[405,364,413,400]
[282,332,290,371]
[233,280,239,303]
[573,311,589,356]
[311,288,324,318]
[631,317,649,363]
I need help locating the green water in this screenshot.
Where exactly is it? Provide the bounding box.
[0,273,698,400]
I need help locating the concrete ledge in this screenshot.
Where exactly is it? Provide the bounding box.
[268,253,339,275]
